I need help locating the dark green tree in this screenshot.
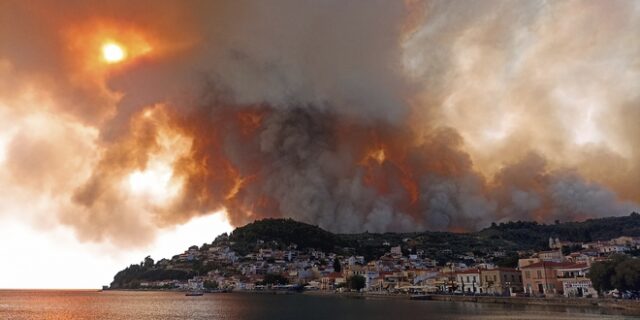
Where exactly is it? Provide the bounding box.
[494,252,519,268]
[588,260,615,292]
[612,257,640,292]
[204,280,219,290]
[143,256,154,269]
[561,244,582,256]
[588,255,640,293]
[347,275,366,291]
[333,259,342,273]
[262,274,289,285]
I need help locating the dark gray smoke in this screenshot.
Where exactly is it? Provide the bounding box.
[0,0,637,246]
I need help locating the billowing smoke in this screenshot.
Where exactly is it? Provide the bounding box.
[0,0,638,246]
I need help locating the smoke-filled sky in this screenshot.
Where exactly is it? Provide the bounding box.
[0,0,638,288]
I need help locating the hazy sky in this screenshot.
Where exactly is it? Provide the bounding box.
[0,0,638,288]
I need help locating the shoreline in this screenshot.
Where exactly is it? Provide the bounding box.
[428,294,640,313]
[300,291,640,314]
[105,289,640,315]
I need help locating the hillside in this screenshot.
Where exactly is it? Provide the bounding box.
[228,218,340,254]
[111,212,640,288]
[226,213,640,261]
[477,212,640,248]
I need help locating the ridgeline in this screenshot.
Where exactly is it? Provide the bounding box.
[111,213,640,289]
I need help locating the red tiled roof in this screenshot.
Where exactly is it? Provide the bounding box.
[555,263,589,270]
[455,269,481,274]
[481,267,519,272]
[520,261,574,269]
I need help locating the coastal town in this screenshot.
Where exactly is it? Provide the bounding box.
[124,232,640,300]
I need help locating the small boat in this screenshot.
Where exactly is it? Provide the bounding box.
[185,291,204,296]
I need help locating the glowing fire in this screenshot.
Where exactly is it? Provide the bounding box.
[370,148,386,165]
[224,163,256,200]
[359,141,419,205]
[225,176,245,200]
[362,147,387,165]
[101,42,126,63]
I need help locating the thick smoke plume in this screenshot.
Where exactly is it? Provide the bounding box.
[0,0,638,246]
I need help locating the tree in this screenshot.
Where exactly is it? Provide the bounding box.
[333,259,342,273]
[494,252,519,268]
[612,258,640,292]
[347,275,366,291]
[204,280,219,290]
[588,260,614,292]
[262,274,289,285]
[143,256,154,269]
[561,244,582,256]
[129,280,141,289]
[588,255,640,293]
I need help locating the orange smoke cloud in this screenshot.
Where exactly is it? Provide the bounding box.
[0,0,638,247]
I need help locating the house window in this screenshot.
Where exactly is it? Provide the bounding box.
[525,271,530,279]
[536,270,542,279]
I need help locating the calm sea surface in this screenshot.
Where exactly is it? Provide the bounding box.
[0,290,639,320]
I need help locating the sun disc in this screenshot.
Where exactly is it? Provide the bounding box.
[102,42,126,63]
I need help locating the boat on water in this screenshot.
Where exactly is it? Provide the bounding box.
[185,292,204,296]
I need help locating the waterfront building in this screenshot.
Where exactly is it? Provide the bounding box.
[521,261,572,296]
[555,263,597,298]
[455,269,482,293]
[480,268,523,295]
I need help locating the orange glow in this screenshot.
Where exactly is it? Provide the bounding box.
[359,144,391,195]
[236,109,265,136]
[122,106,192,205]
[401,177,419,204]
[361,146,387,165]
[357,139,421,206]
[225,175,245,200]
[224,163,257,201]
[101,42,126,63]
[64,20,155,75]
[370,148,386,165]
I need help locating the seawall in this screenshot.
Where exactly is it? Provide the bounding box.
[429,295,640,313]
